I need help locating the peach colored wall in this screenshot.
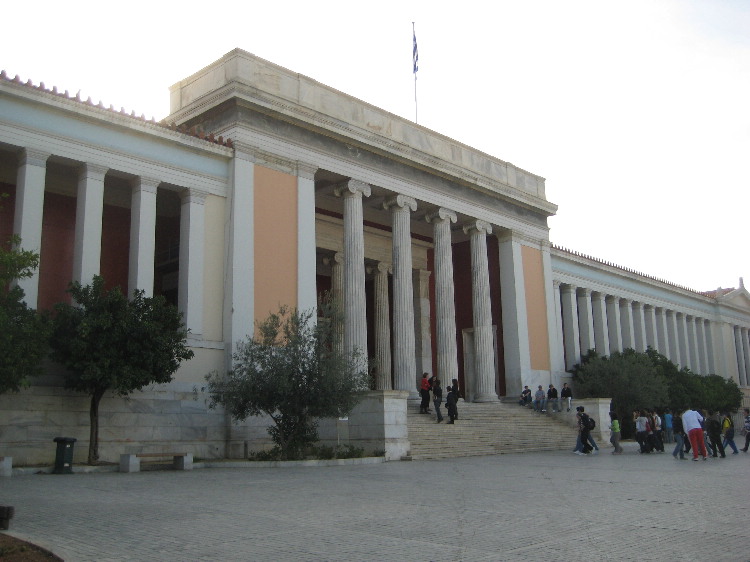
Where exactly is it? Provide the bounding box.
[522,245,550,371]
[254,165,297,321]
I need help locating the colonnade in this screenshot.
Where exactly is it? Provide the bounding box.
[326,178,534,400]
[555,281,716,375]
[11,147,206,338]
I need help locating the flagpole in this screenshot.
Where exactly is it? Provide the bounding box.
[412,22,418,124]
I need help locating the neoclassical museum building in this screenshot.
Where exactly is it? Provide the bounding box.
[1,50,749,463]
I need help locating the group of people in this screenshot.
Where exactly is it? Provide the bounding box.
[519,382,573,413]
[661,407,750,461]
[419,373,459,424]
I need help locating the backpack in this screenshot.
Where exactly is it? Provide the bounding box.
[588,417,596,430]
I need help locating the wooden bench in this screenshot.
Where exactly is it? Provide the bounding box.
[0,456,11,478]
[119,452,193,473]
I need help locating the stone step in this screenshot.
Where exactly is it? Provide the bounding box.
[406,400,579,460]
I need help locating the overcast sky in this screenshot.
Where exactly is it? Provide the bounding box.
[3,1,748,292]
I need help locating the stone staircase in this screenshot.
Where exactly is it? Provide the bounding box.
[405,400,579,460]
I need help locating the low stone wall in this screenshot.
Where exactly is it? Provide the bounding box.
[555,398,613,445]
[318,390,409,461]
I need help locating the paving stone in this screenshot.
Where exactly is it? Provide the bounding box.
[1,442,747,560]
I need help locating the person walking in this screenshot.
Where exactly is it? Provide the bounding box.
[445,386,457,424]
[682,407,708,461]
[706,410,726,458]
[432,378,444,423]
[722,411,739,455]
[609,412,623,454]
[741,408,750,453]
[672,413,686,460]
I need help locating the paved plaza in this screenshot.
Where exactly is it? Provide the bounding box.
[2,442,748,561]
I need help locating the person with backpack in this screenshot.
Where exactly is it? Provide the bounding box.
[721,411,738,455]
[741,408,750,453]
[579,407,594,455]
[445,386,458,424]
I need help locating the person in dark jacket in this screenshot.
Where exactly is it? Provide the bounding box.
[432,379,444,423]
[561,383,573,412]
[419,373,431,414]
[672,413,686,460]
[445,386,458,424]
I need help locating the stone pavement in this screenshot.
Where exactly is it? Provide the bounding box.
[1,442,748,561]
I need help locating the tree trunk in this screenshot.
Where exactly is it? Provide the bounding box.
[88,389,105,465]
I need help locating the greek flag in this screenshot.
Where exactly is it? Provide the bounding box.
[413,30,419,75]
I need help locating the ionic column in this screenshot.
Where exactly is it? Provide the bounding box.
[632,302,646,352]
[128,177,159,298]
[497,231,531,393]
[385,195,417,395]
[561,284,581,370]
[704,320,716,373]
[644,305,658,350]
[742,328,750,386]
[696,318,708,374]
[577,288,595,355]
[666,310,679,363]
[464,220,497,401]
[414,269,433,385]
[329,252,345,355]
[12,148,49,307]
[372,262,392,390]
[591,292,610,356]
[676,313,689,368]
[606,295,623,353]
[335,180,371,361]
[73,163,108,286]
[179,188,207,339]
[734,326,747,386]
[655,307,669,359]
[686,316,702,373]
[297,163,318,313]
[426,208,458,389]
[620,299,635,350]
[552,281,567,374]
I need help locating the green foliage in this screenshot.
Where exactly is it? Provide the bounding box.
[573,347,744,437]
[247,444,366,461]
[206,306,369,460]
[572,349,669,438]
[49,275,194,463]
[0,234,48,394]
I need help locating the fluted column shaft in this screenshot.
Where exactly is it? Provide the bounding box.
[606,295,623,353]
[687,316,699,372]
[696,319,708,374]
[591,292,609,356]
[666,310,679,364]
[329,252,344,356]
[620,299,635,350]
[741,328,750,386]
[656,307,670,359]
[644,305,658,350]
[373,262,392,390]
[13,148,49,307]
[73,163,108,287]
[577,289,595,355]
[386,195,417,395]
[336,180,370,361]
[465,220,497,401]
[128,177,159,298]
[677,313,689,368]
[179,188,207,338]
[428,208,458,389]
[632,302,646,352]
[561,284,581,370]
[734,327,747,386]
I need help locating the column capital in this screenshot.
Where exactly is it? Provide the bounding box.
[577,287,593,297]
[296,162,318,181]
[463,219,492,236]
[132,177,160,194]
[367,261,392,275]
[180,188,208,205]
[78,162,108,181]
[334,179,371,198]
[632,301,643,310]
[561,283,577,295]
[591,291,606,302]
[384,194,417,212]
[553,279,562,289]
[425,207,457,224]
[18,148,50,168]
[619,297,632,307]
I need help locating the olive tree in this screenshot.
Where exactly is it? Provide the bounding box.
[205,306,368,460]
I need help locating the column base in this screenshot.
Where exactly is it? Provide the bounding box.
[472,393,499,403]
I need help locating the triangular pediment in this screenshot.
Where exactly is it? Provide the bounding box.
[717,286,750,311]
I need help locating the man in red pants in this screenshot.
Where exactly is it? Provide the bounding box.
[682,407,708,461]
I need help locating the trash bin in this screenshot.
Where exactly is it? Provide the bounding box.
[53,437,77,474]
